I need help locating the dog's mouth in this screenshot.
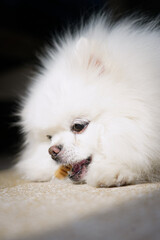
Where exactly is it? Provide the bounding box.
[69,157,92,183]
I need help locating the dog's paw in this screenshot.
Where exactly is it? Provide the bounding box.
[86,163,138,187]
[15,163,56,182]
[15,157,58,182]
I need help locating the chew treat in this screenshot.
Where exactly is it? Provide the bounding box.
[54,165,72,180]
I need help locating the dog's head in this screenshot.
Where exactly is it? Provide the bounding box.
[43,38,108,182]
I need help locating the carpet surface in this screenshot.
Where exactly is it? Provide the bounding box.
[0,169,160,240]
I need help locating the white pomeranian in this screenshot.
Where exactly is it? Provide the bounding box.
[16,15,160,187]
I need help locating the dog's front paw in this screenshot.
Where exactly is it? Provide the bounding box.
[16,161,57,182]
[86,163,138,187]
[15,156,58,182]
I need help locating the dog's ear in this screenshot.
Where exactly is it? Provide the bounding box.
[75,37,88,52]
[87,55,105,75]
[75,37,105,75]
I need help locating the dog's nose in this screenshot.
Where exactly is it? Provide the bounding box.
[48,145,63,161]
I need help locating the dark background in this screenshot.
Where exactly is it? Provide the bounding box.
[0,0,160,169]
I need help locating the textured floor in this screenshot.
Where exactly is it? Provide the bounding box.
[0,169,160,240]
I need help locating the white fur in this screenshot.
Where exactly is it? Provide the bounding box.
[16,16,160,187]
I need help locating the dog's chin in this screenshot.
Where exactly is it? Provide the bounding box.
[68,157,92,183]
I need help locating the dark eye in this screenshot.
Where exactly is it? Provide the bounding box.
[71,120,89,134]
[46,135,52,140]
[72,123,85,132]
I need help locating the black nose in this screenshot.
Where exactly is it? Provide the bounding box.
[48,145,63,161]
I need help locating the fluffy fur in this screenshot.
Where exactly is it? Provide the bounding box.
[16,16,160,187]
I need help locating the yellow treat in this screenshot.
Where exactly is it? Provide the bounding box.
[54,165,72,180]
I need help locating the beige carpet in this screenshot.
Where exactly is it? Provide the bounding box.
[0,169,160,240]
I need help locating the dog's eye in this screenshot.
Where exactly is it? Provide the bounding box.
[72,124,84,132]
[71,120,89,134]
[46,135,52,140]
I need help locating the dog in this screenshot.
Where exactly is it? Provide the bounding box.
[16,15,160,187]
